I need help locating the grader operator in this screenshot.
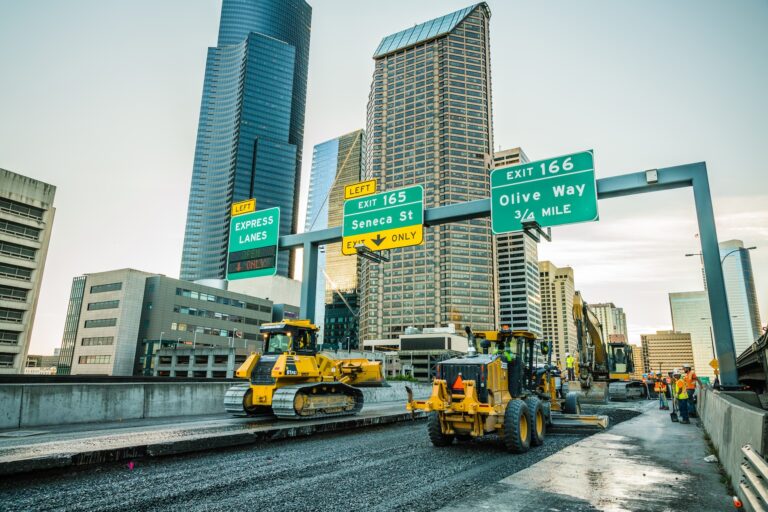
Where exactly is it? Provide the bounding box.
[225,320,383,419]
[406,326,602,453]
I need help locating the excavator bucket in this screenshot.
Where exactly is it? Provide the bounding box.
[566,380,609,404]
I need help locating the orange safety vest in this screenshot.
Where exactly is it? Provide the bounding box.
[654,380,667,393]
[684,371,697,390]
[675,379,689,400]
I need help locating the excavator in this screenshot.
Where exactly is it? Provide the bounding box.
[224,320,384,419]
[572,292,644,401]
[406,326,607,453]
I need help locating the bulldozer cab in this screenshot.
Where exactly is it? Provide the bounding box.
[261,320,318,355]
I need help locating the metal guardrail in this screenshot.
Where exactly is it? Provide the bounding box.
[741,444,768,511]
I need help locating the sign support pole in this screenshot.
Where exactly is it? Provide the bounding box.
[300,241,319,323]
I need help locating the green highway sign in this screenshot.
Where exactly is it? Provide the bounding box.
[490,150,598,234]
[342,185,424,255]
[227,206,280,280]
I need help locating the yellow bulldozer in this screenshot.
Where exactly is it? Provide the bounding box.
[225,320,384,419]
[406,326,606,453]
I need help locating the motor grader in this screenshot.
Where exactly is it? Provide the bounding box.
[225,320,383,419]
[406,326,600,453]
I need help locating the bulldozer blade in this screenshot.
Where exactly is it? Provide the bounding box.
[565,381,609,404]
[549,412,609,432]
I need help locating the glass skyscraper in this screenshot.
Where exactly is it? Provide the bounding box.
[360,3,495,341]
[180,0,311,281]
[720,239,762,355]
[305,130,364,343]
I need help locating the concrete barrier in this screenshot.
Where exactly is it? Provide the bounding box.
[699,386,768,497]
[0,380,431,429]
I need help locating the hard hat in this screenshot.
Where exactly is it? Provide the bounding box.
[566,352,570,356]
[683,363,692,369]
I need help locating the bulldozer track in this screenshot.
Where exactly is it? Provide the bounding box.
[272,383,364,419]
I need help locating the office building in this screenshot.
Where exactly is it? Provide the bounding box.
[360,3,495,341]
[305,130,364,335]
[324,291,358,350]
[640,330,694,376]
[57,269,272,376]
[630,344,645,380]
[493,148,541,335]
[669,291,715,379]
[180,0,312,281]
[719,240,762,355]
[591,303,628,339]
[539,261,577,362]
[0,169,56,374]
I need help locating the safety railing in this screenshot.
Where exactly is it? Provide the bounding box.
[741,444,768,511]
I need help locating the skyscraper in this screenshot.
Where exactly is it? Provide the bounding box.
[719,240,762,354]
[180,0,311,281]
[305,130,364,339]
[0,169,56,374]
[641,330,694,376]
[360,3,495,340]
[493,148,541,335]
[590,303,628,340]
[539,261,577,362]
[669,291,715,379]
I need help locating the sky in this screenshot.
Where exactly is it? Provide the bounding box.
[0,0,766,355]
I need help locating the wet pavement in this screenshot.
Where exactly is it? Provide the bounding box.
[440,401,732,512]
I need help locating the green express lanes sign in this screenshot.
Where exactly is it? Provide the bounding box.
[227,207,280,280]
[342,185,423,255]
[491,150,598,234]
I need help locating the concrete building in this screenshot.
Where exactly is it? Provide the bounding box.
[539,261,577,363]
[493,148,541,335]
[640,330,694,376]
[305,130,364,339]
[359,3,495,341]
[152,346,249,379]
[24,352,59,375]
[0,169,56,374]
[669,291,715,379]
[590,303,628,340]
[57,269,272,376]
[630,344,645,380]
[180,0,312,280]
[719,240,762,355]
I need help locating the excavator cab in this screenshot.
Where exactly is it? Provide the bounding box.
[607,342,634,378]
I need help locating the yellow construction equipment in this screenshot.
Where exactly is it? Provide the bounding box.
[406,326,607,453]
[572,292,644,401]
[224,320,384,419]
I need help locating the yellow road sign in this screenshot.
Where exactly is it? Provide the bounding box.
[709,358,719,370]
[231,198,256,216]
[344,179,377,200]
[342,225,423,255]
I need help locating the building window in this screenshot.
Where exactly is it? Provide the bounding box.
[0,353,15,367]
[87,300,120,311]
[0,262,32,281]
[0,219,40,241]
[90,282,122,293]
[78,355,111,364]
[0,285,27,302]
[84,318,117,328]
[0,240,36,261]
[0,308,23,323]
[0,197,45,220]
[81,336,114,346]
[0,330,20,344]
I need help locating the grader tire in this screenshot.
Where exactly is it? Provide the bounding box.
[503,399,531,454]
[564,392,582,415]
[427,412,454,447]
[525,397,546,447]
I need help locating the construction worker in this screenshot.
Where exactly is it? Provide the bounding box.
[566,352,575,381]
[492,341,514,362]
[674,369,690,424]
[654,374,669,410]
[683,364,700,417]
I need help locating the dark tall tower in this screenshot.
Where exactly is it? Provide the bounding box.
[180,0,311,281]
[360,3,495,340]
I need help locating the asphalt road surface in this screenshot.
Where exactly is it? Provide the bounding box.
[0,407,640,512]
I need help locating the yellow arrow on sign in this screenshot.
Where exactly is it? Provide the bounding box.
[342,225,423,255]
